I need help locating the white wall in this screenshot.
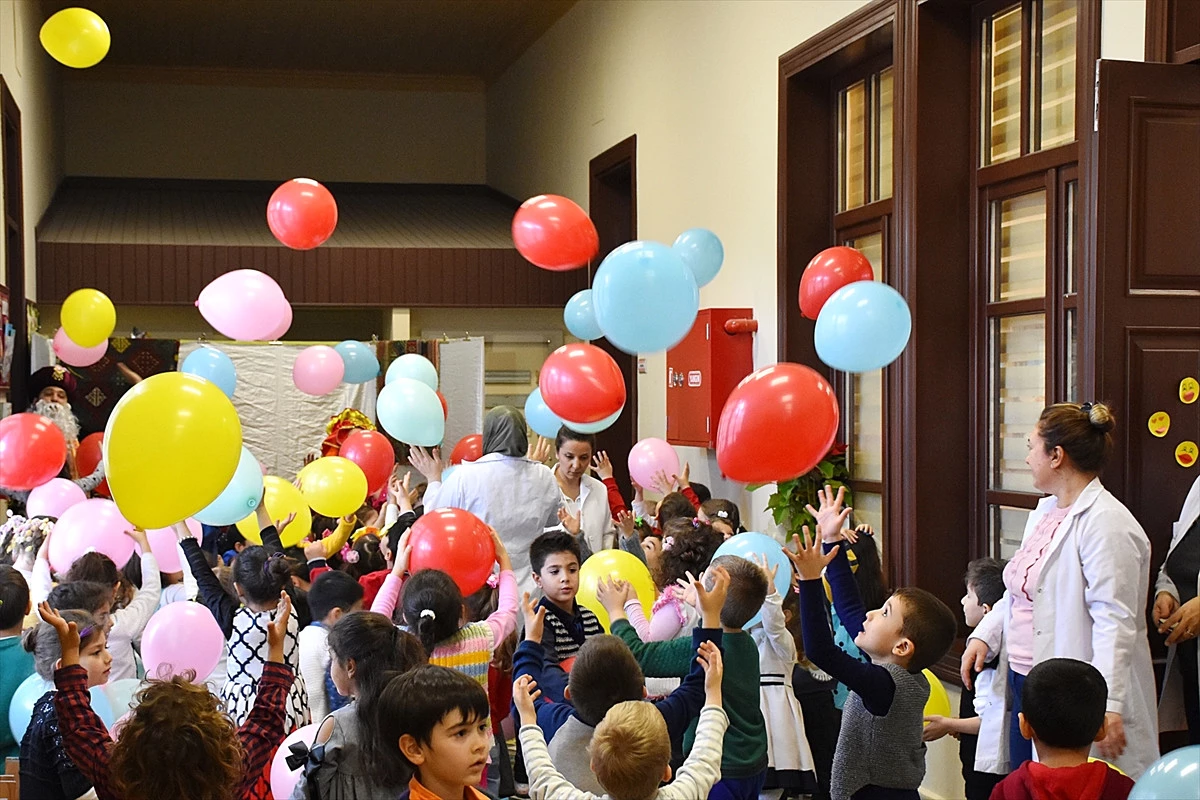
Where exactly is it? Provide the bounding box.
[1102,0,1146,61]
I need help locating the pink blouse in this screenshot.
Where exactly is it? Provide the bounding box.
[1004,504,1071,674]
[622,585,696,641]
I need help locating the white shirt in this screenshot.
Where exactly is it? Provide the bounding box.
[555,469,616,555]
[298,624,333,721]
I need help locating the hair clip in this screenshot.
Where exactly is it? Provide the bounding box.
[486,573,500,589]
[420,609,437,621]
[1079,402,1094,413]
[263,551,285,575]
[662,536,675,551]
[77,624,95,640]
[715,510,730,519]
[691,518,701,528]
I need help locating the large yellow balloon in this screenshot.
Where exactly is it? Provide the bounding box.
[577,549,657,631]
[40,8,110,69]
[298,456,367,518]
[105,373,241,529]
[237,476,312,548]
[923,669,952,720]
[61,288,115,348]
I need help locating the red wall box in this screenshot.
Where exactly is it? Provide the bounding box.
[666,308,755,448]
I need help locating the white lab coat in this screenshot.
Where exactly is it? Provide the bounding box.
[1155,475,1200,732]
[554,468,616,555]
[970,614,1010,775]
[969,478,1159,778]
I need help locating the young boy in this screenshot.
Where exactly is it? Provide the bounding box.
[530,531,603,671]
[0,566,35,759]
[299,570,365,720]
[789,485,958,800]
[923,558,1008,800]
[514,643,729,800]
[990,659,1134,800]
[600,559,770,800]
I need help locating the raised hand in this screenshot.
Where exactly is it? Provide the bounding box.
[651,469,676,496]
[408,446,444,483]
[785,530,838,582]
[591,451,615,480]
[521,592,546,642]
[38,601,81,666]
[804,485,853,543]
[391,529,413,576]
[124,527,151,553]
[276,512,299,539]
[266,591,292,665]
[751,553,778,589]
[527,436,552,464]
[616,510,636,539]
[557,507,581,536]
[675,570,700,608]
[697,640,724,702]
[596,576,633,616]
[696,566,730,628]
[513,674,541,725]
[304,540,326,562]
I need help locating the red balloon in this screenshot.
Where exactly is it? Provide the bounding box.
[437,391,448,420]
[799,246,874,320]
[267,178,338,250]
[449,434,483,466]
[512,195,599,271]
[0,413,68,491]
[76,431,110,497]
[539,343,626,424]
[339,430,396,495]
[408,508,497,595]
[716,363,840,483]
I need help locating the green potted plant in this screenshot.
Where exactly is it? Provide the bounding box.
[765,443,852,542]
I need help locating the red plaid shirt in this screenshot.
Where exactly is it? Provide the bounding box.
[54,661,293,800]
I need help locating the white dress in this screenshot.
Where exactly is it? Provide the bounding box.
[751,591,817,789]
[222,603,308,732]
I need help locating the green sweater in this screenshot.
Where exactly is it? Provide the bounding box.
[611,619,767,779]
[0,636,35,759]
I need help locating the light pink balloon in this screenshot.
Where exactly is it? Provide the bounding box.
[195,269,292,341]
[271,722,320,799]
[145,519,199,573]
[293,345,345,395]
[53,327,108,367]
[628,438,681,492]
[266,302,293,340]
[140,602,224,682]
[26,478,87,519]
[48,498,137,574]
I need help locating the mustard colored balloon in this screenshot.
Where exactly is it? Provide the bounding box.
[298,456,368,518]
[237,476,312,547]
[60,288,116,347]
[39,8,111,69]
[577,549,657,632]
[104,373,241,529]
[922,669,951,721]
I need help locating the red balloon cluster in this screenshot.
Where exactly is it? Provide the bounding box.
[339,430,395,495]
[76,432,110,497]
[267,178,338,250]
[539,343,626,424]
[716,363,840,483]
[0,413,67,491]
[799,246,874,319]
[512,195,599,271]
[449,434,483,465]
[408,508,496,594]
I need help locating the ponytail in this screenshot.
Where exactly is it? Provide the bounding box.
[400,569,461,654]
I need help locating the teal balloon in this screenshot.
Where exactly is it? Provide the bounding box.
[563,407,621,434]
[385,353,438,390]
[564,289,603,341]
[525,388,564,439]
[10,674,116,742]
[814,281,912,373]
[593,241,700,354]
[181,347,236,398]
[378,378,444,446]
[194,446,265,525]
[334,340,380,384]
[1130,746,1200,799]
[673,228,724,287]
[712,532,793,628]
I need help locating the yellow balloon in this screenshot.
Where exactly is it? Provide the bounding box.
[105,372,241,529]
[577,549,658,631]
[1088,757,1126,776]
[237,476,312,548]
[61,288,116,348]
[298,456,368,518]
[39,8,110,69]
[923,669,952,720]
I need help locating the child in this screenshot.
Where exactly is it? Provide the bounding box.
[514,641,729,800]
[923,558,1007,800]
[19,606,110,800]
[530,530,603,668]
[45,594,296,800]
[989,659,1134,800]
[299,570,365,720]
[1,565,34,759]
[698,499,743,540]
[789,485,958,800]
[785,587,840,800]
[623,518,720,642]
[831,525,887,710]
[602,559,770,800]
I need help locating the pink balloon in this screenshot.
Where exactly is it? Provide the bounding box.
[195,270,292,341]
[49,499,137,574]
[140,602,224,682]
[293,345,345,395]
[266,302,293,340]
[145,520,199,573]
[53,327,108,367]
[628,438,681,492]
[271,722,321,799]
[25,478,87,519]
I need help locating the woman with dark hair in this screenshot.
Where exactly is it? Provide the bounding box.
[547,427,617,557]
[1154,474,1200,744]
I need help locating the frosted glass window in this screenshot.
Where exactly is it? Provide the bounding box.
[991,504,1030,558]
[992,191,1047,302]
[875,68,894,201]
[990,314,1046,492]
[839,80,867,212]
[845,232,884,483]
[1035,0,1077,151]
[1065,181,1077,293]
[1066,307,1078,403]
[983,5,1023,165]
[853,491,884,558]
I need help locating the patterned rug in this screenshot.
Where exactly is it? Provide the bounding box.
[67,337,181,437]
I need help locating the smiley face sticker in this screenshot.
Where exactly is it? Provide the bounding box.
[1177,441,1198,468]
[1181,377,1199,404]
[1148,412,1171,438]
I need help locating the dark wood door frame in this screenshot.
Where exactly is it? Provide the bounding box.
[1,77,26,408]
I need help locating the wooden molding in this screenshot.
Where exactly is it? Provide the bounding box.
[63,64,485,93]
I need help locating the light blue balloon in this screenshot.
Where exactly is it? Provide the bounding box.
[194,446,265,525]
[814,281,912,373]
[564,289,603,341]
[181,346,236,399]
[563,407,622,434]
[334,340,380,384]
[525,388,564,440]
[712,532,793,628]
[673,228,724,288]
[1130,746,1200,799]
[593,241,700,354]
[378,378,444,446]
[9,674,116,742]
[386,353,438,390]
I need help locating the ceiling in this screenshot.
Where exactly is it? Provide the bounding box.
[42,0,576,83]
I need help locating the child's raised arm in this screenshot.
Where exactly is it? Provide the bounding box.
[484,530,519,642]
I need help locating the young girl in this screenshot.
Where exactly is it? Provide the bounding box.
[623,518,720,642]
[19,607,110,800]
[699,499,743,540]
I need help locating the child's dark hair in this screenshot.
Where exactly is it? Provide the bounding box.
[700,499,741,533]
[964,558,1007,609]
[401,569,462,654]
[0,565,30,629]
[64,551,121,586]
[634,519,657,542]
[47,580,113,616]
[707,555,769,629]
[689,482,712,504]
[122,552,143,589]
[568,634,645,726]
[344,534,387,581]
[232,545,293,605]
[555,426,597,452]
[283,546,312,583]
[891,587,958,671]
[1022,658,1108,748]
[845,530,889,611]
[376,665,490,781]
[23,609,102,680]
[212,526,246,558]
[465,582,498,623]
[308,570,365,622]
[654,518,721,591]
[657,492,697,527]
[529,530,581,575]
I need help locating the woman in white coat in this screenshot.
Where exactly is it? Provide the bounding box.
[1153,474,1200,743]
[962,402,1159,778]
[549,427,616,557]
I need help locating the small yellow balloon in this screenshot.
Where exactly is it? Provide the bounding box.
[577,549,658,631]
[105,373,241,529]
[237,476,312,548]
[61,288,116,348]
[923,669,952,720]
[40,8,111,69]
[298,456,367,518]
